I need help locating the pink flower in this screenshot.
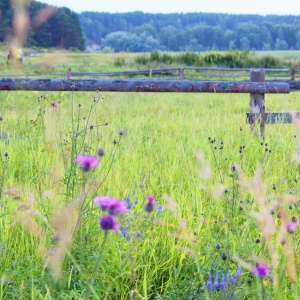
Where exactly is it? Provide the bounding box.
[145,194,155,213]
[51,102,57,107]
[253,264,270,278]
[100,215,120,231]
[286,222,298,234]
[94,196,127,215]
[76,154,99,171]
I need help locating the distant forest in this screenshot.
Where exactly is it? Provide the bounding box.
[2,1,300,54]
[0,0,85,50]
[79,11,300,52]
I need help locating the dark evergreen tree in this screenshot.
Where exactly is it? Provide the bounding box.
[0,0,85,50]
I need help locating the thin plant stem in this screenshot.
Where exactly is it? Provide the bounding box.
[84,232,109,299]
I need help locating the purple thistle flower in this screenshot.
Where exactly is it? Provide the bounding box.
[231,165,236,171]
[253,264,270,278]
[286,222,298,234]
[206,274,213,290]
[145,194,155,213]
[50,102,57,107]
[100,215,120,231]
[76,154,99,171]
[94,196,127,215]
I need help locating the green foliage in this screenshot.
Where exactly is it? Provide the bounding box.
[0,1,85,51]
[80,11,300,52]
[134,50,287,69]
[113,57,125,67]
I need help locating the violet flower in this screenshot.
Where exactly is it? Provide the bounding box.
[100,215,120,231]
[76,154,99,171]
[253,264,270,278]
[145,194,155,213]
[286,222,298,234]
[94,196,127,215]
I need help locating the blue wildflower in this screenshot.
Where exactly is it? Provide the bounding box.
[225,272,231,284]
[213,273,219,289]
[121,227,130,240]
[219,276,227,290]
[232,268,241,284]
[206,274,213,290]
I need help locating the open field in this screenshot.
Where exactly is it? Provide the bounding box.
[0,51,300,299]
[1,50,300,77]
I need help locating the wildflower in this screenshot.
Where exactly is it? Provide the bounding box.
[231,165,236,171]
[76,154,99,171]
[100,215,120,231]
[286,222,298,234]
[84,234,88,242]
[225,272,231,284]
[213,273,219,289]
[121,227,130,240]
[50,102,57,107]
[215,243,221,250]
[231,268,241,284]
[156,202,163,214]
[221,253,228,260]
[206,274,213,290]
[219,276,227,290]
[253,264,270,278]
[94,196,127,215]
[145,194,155,213]
[97,148,105,156]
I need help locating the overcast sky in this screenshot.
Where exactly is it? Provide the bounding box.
[41,0,300,15]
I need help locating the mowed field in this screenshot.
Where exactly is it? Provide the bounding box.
[0,51,300,299]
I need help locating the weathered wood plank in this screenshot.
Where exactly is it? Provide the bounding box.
[0,78,290,93]
[246,112,300,124]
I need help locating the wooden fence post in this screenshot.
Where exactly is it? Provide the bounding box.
[67,68,72,79]
[290,69,295,81]
[180,68,185,80]
[249,69,265,138]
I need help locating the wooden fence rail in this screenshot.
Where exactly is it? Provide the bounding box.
[1,67,299,80]
[0,78,290,93]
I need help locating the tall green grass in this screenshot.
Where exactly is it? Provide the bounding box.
[0,87,299,299]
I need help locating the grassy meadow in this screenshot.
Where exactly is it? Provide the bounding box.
[0,51,300,299]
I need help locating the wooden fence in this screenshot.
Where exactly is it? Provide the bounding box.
[1,66,300,81]
[1,67,300,138]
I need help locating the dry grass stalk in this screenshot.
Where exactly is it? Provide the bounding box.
[48,192,86,280]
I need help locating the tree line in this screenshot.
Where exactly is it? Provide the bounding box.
[0,0,85,50]
[2,2,300,54]
[79,11,300,52]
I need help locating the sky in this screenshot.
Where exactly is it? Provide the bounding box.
[40,0,300,15]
